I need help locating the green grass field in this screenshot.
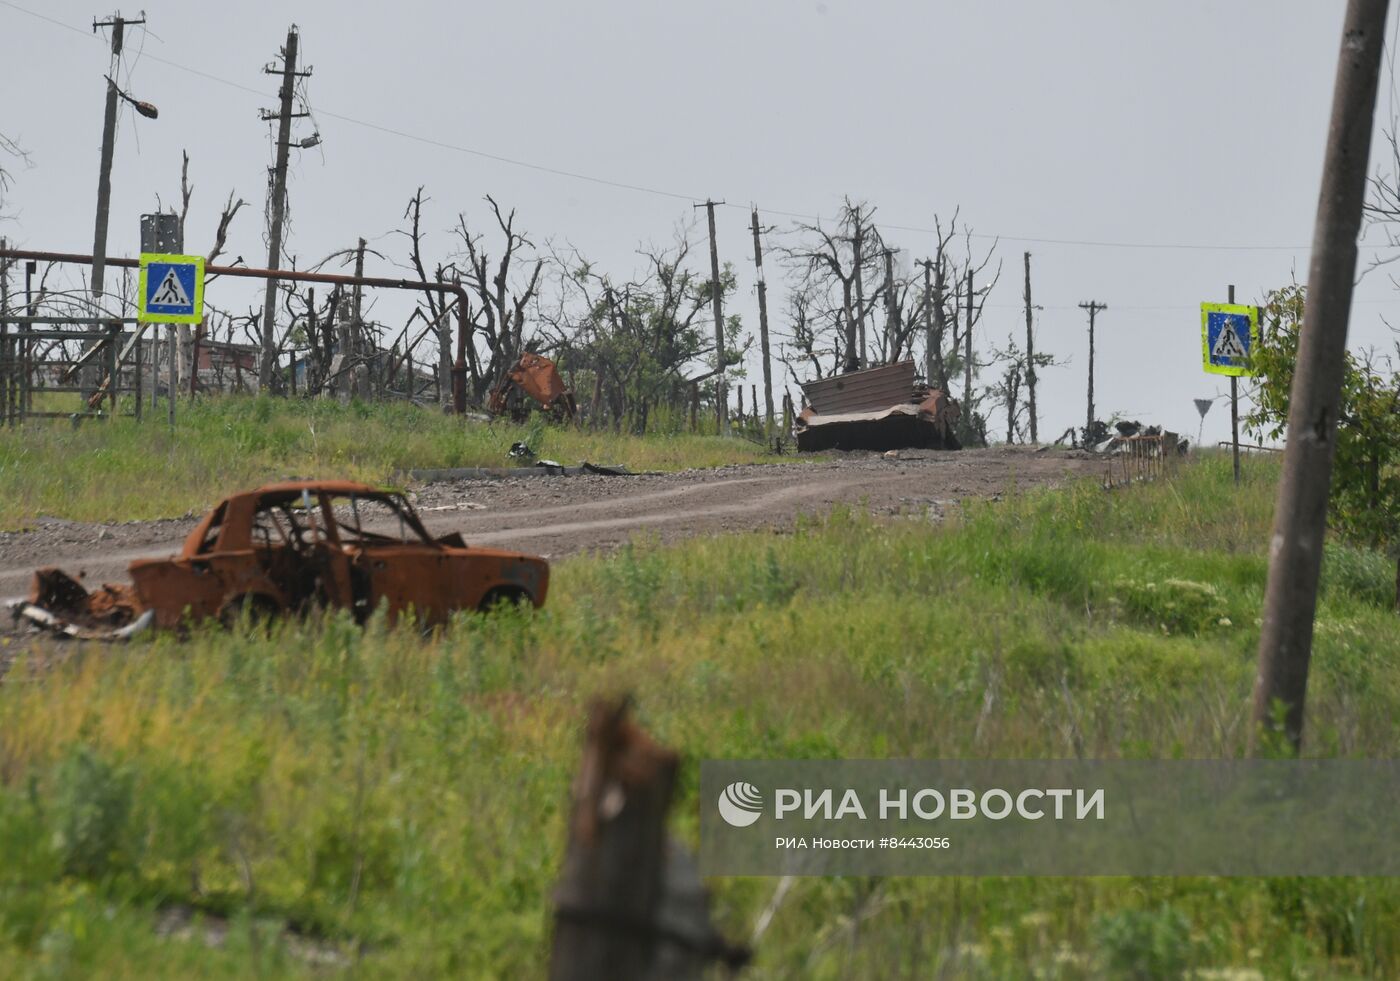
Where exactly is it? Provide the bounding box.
[0,395,782,530]
[1,454,1398,977]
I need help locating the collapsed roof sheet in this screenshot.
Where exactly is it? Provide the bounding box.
[801,361,917,415]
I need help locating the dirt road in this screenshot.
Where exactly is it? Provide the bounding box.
[0,447,1100,604]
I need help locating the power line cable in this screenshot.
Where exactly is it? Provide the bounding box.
[0,0,1376,254]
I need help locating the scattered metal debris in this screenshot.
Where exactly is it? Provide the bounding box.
[8,481,549,637]
[794,361,961,453]
[407,463,645,482]
[11,568,154,640]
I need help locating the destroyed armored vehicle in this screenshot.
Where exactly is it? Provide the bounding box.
[794,360,961,452]
[11,480,549,638]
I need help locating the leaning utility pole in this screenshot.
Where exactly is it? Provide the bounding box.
[1023,252,1038,443]
[258,26,307,392]
[750,207,774,435]
[88,13,144,393]
[696,199,727,433]
[1079,301,1107,437]
[90,14,143,314]
[1252,0,1389,756]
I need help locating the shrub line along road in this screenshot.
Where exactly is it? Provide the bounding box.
[0,447,1102,607]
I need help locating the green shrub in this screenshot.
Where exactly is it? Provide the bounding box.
[1093,904,1196,979]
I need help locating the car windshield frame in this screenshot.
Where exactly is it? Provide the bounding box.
[325,491,434,547]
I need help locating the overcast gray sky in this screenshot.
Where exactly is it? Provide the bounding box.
[4,0,1400,446]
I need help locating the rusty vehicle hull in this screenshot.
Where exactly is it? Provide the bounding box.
[794,395,962,453]
[9,480,549,637]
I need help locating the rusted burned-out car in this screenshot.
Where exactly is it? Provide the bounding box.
[11,481,549,637]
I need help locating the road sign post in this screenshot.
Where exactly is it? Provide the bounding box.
[1200,294,1259,486]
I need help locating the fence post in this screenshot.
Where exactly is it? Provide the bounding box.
[550,698,748,980]
[107,323,119,419]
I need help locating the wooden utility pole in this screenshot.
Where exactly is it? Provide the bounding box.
[750,207,775,436]
[550,698,748,980]
[1,241,9,425]
[1078,301,1107,437]
[696,200,727,433]
[258,26,307,392]
[1252,0,1389,756]
[1023,252,1038,443]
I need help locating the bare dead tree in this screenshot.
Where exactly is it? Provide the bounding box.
[536,224,739,431]
[453,195,544,402]
[987,334,1060,444]
[398,187,459,409]
[779,197,887,374]
[207,191,246,266]
[151,152,246,393]
[0,132,29,216]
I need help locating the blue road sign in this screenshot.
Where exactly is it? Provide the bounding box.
[138,253,205,324]
[1199,302,1258,377]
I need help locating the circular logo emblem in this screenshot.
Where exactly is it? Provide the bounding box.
[717,781,764,827]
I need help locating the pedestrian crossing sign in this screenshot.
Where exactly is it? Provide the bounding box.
[1200,302,1258,377]
[138,253,205,324]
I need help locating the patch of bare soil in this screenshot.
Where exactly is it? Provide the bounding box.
[1,446,1100,613]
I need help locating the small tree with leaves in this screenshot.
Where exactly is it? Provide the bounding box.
[1248,284,1400,610]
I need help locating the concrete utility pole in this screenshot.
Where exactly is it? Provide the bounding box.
[258,25,308,392]
[90,14,142,316]
[352,237,367,400]
[696,199,727,433]
[1253,0,1389,756]
[917,259,936,388]
[852,208,867,368]
[1079,301,1107,437]
[750,207,775,436]
[883,247,900,363]
[1024,252,1038,443]
[88,13,144,394]
[933,258,948,390]
[964,268,975,408]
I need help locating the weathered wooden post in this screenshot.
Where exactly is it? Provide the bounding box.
[550,698,748,980]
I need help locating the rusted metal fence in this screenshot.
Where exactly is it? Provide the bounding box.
[0,246,474,415]
[1103,434,1179,490]
[0,317,139,425]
